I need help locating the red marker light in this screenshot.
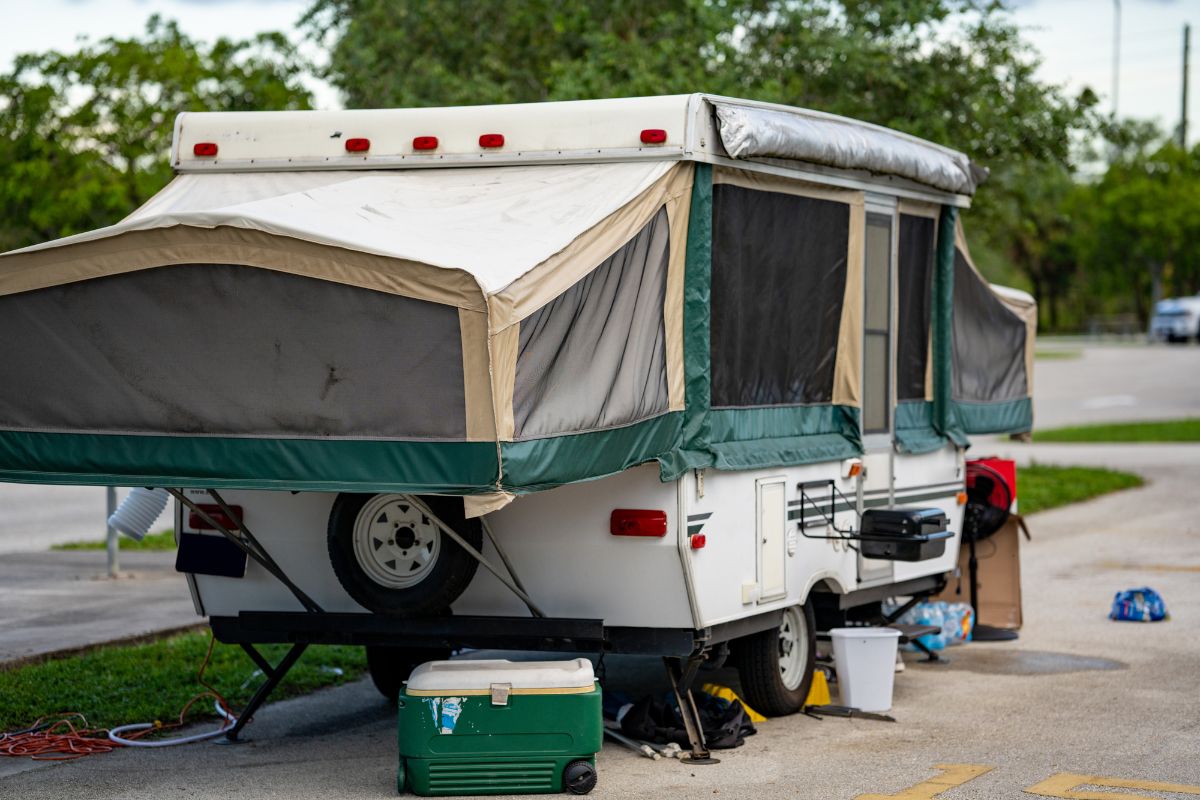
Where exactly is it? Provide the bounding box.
[193,142,218,157]
[345,137,370,153]
[479,133,505,148]
[188,504,243,531]
[640,129,667,145]
[413,136,439,151]
[690,534,707,550]
[610,509,668,537]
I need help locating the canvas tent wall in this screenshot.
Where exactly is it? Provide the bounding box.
[0,95,1033,499]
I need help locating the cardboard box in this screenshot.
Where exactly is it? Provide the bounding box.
[935,516,1023,630]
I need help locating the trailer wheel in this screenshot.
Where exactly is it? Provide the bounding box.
[735,603,816,717]
[367,644,452,704]
[328,493,482,617]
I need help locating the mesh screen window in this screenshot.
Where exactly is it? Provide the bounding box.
[710,184,849,409]
[896,214,935,401]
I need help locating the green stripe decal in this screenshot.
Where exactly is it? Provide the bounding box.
[0,429,499,493]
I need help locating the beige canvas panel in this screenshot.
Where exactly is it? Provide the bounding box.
[955,218,1036,398]
[459,309,495,441]
[0,225,486,310]
[488,163,695,333]
[713,166,862,205]
[663,175,692,411]
[897,198,940,219]
[463,492,515,519]
[833,200,866,407]
[489,321,520,443]
[924,339,934,401]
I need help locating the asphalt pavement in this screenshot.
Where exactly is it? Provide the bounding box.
[1,341,1198,798]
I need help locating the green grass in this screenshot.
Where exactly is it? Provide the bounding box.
[0,631,367,732]
[1034,348,1082,360]
[52,529,177,551]
[1018,464,1144,515]
[1032,418,1200,443]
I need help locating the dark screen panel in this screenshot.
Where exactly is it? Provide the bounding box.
[897,214,935,401]
[710,184,849,408]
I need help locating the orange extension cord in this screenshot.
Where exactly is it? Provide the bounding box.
[0,635,235,760]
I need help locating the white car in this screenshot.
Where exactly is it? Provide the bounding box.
[1150,295,1200,343]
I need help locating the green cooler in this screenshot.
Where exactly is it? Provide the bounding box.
[398,659,602,796]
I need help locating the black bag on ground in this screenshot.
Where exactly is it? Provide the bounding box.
[620,693,756,749]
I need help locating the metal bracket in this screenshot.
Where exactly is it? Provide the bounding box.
[221,642,308,742]
[663,656,719,765]
[404,495,545,618]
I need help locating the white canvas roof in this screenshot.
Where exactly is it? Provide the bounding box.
[6,161,674,297]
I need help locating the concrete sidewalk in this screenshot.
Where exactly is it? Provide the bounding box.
[0,550,200,666]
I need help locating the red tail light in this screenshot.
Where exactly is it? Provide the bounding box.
[193,142,218,157]
[413,136,439,151]
[479,133,505,148]
[610,509,667,537]
[690,534,707,550]
[188,504,243,532]
[345,137,370,152]
[640,129,667,144]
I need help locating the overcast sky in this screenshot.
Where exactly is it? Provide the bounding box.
[2,0,1195,142]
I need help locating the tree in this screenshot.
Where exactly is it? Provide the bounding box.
[305,1,1096,300]
[0,16,312,252]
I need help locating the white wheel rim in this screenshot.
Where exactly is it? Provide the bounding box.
[352,494,441,589]
[778,606,808,691]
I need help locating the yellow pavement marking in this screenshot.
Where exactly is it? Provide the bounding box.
[1025,772,1200,799]
[856,764,994,799]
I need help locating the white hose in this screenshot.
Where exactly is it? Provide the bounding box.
[107,487,170,542]
[108,701,238,747]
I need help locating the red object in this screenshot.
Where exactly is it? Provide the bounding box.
[689,533,707,550]
[188,504,244,532]
[610,509,668,537]
[413,136,439,151]
[478,133,505,148]
[640,129,668,144]
[192,142,218,157]
[344,137,370,152]
[967,457,1017,509]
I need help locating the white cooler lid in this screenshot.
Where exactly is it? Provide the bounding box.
[406,658,595,694]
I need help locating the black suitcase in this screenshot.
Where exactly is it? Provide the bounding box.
[858,507,951,562]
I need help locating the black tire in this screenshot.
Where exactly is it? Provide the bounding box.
[563,760,597,795]
[735,603,816,717]
[367,644,453,703]
[327,493,482,617]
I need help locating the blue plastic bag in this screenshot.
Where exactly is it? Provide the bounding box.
[1109,587,1169,622]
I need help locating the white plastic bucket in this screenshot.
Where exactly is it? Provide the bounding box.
[829,627,902,712]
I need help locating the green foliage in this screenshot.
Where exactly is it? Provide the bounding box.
[0,16,312,252]
[1032,418,1200,444]
[52,529,178,552]
[1018,464,1143,516]
[304,0,1096,315]
[0,631,367,732]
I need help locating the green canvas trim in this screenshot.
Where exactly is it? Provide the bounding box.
[932,205,965,445]
[0,430,499,493]
[662,405,861,478]
[501,413,683,492]
[894,401,949,455]
[951,397,1033,435]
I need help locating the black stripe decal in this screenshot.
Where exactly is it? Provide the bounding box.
[686,512,713,521]
[687,524,705,535]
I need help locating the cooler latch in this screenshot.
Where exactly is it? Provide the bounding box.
[490,682,512,706]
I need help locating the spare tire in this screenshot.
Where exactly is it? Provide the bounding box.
[327,493,482,616]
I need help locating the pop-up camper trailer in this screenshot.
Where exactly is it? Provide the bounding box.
[0,95,1034,740]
